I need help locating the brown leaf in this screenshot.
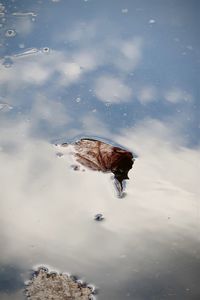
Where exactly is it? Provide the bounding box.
[60,138,135,195]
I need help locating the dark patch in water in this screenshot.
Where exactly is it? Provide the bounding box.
[0,265,24,292]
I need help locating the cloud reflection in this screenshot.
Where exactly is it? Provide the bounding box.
[0,117,199,299]
[0,0,198,298]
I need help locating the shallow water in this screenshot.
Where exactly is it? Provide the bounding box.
[0,1,199,299]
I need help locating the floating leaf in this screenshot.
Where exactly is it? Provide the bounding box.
[56,138,135,196]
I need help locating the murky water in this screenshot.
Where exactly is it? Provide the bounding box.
[0,1,199,299]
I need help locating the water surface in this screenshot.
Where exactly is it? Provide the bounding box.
[0,0,199,299]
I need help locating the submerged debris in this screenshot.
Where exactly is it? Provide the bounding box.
[55,138,135,196]
[25,267,95,300]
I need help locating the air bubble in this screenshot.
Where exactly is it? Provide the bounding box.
[122,8,128,13]
[94,213,104,221]
[75,97,81,103]
[42,47,50,53]
[19,43,25,48]
[149,19,156,24]
[5,29,16,37]
[87,285,98,295]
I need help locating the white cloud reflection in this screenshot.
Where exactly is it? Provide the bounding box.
[31,94,71,126]
[164,87,193,103]
[137,85,157,104]
[0,2,198,297]
[94,75,132,103]
[0,117,199,298]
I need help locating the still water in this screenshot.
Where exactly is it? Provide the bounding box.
[0,0,199,299]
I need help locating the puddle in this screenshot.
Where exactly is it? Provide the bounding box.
[0,1,199,299]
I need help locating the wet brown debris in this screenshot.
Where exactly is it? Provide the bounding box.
[60,138,135,195]
[25,267,95,300]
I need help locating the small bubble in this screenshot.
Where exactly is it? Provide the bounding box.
[92,109,97,113]
[122,8,128,13]
[0,102,13,112]
[149,19,156,24]
[19,43,25,48]
[94,213,104,221]
[87,285,97,294]
[105,102,111,107]
[75,97,81,103]
[5,29,16,37]
[42,47,50,53]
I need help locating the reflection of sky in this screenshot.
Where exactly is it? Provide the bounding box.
[0,0,199,299]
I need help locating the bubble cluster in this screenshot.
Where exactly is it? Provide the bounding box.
[19,43,25,49]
